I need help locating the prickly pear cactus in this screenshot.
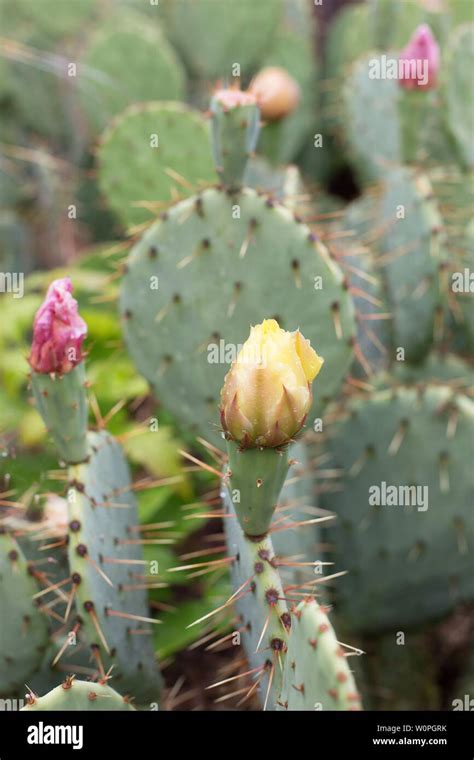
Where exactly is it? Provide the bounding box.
[30,363,88,465]
[320,384,474,633]
[67,430,162,703]
[78,13,186,132]
[158,0,282,79]
[21,678,135,711]
[120,187,356,445]
[98,103,215,227]
[442,24,474,169]
[278,598,362,711]
[0,530,50,697]
[377,168,445,362]
[224,495,290,709]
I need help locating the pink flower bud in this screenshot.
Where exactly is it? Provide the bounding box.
[213,88,257,111]
[29,277,87,374]
[399,24,440,91]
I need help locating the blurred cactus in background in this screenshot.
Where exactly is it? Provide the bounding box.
[0,0,473,713]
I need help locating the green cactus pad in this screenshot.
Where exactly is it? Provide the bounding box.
[98,103,216,228]
[224,495,289,709]
[226,443,290,537]
[0,531,49,697]
[378,168,444,362]
[320,385,474,633]
[120,187,356,445]
[390,352,474,392]
[271,439,322,586]
[443,24,474,169]
[21,678,135,711]
[30,363,89,465]
[337,196,391,375]
[78,14,186,132]
[278,598,362,710]
[12,0,95,39]
[67,430,161,703]
[158,0,282,79]
[342,54,401,184]
[210,94,260,189]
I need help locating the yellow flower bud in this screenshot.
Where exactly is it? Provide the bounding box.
[220,319,324,448]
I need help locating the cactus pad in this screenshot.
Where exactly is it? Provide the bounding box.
[342,54,401,184]
[320,385,474,633]
[0,531,49,697]
[120,187,356,444]
[158,0,282,79]
[377,168,444,362]
[278,598,362,710]
[224,495,289,709]
[78,14,186,132]
[443,24,474,169]
[98,103,215,228]
[21,678,135,711]
[67,430,161,703]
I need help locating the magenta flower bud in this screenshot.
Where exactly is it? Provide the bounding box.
[399,24,440,91]
[29,277,87,375]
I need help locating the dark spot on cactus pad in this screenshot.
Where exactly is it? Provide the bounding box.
[293,213,302,224]
[250,581,256,594]
[172,293,181,304]
[331,300,340,311]
[254,561,264,574]
[271,637,284,651]
[76,544,88,557]
[72,573,82,585]
[160,212,168,221]
[258,549,270,561]
[265,587,279,606]
[308,231,317,243]
[7,549,18,562]
[281,612,291,631]
[291,259,300,271]
[123,309,132,320]
[148,246,158,259]
[201,238,211,249]
[265,198,275,208]
[83,600,95,612]
[88,691,98,701]
[342,277,349,290]
[69,519,81,532]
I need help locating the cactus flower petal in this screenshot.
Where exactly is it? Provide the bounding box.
[220,319,323,447]
[29,277,87,375]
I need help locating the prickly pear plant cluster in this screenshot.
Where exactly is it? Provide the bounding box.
[0,0,473,714]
